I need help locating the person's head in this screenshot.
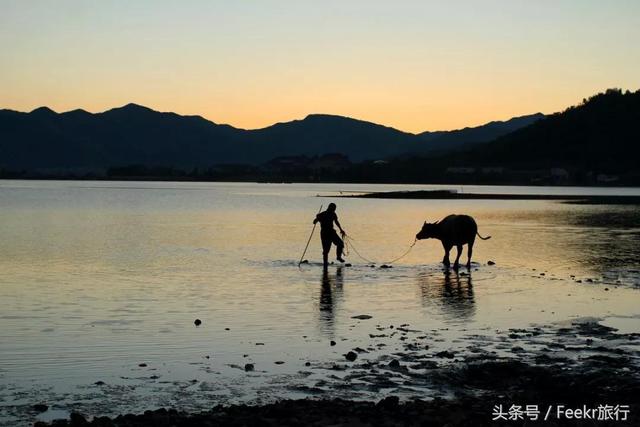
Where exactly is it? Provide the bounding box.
[328,203,337,212]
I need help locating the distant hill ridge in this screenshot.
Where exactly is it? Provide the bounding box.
[452,88,640,172]
[0,102,543,172]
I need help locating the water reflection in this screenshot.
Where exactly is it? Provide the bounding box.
[556,208,640,273]
[317,267,344,337]
[417,270,475,321]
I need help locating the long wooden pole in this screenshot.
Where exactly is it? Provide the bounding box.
[298,205,323,267]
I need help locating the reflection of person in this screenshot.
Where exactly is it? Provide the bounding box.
[313,203,346,268]
[319,267,343,336]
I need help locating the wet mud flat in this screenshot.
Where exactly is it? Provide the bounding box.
[36,320,640,426]
[331,190,640,204]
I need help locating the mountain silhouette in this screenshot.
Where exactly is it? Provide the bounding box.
[452,89,640,172]
[418,113,544,152]
[0,105,540,172]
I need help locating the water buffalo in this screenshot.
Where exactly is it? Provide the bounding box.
[416,214,491,269]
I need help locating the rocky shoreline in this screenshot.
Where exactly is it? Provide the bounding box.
[36,320,640,426]
[35,359,640,426]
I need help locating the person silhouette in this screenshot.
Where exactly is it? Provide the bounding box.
[313,203,346,268]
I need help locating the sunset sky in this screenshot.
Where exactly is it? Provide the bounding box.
[1,1,639,133]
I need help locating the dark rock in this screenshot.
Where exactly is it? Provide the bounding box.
[300,260,309,264]
[33,403,48,412]
[411,360,439,369]
[305,362,311,366]
[487,260,495,265]
[94,381,105,386]
[69,412,88,426]
[376,395,400,410]
[345,351,358,362]
[244,363,255,372]
[351,314,372,320]
[345,263,352,267]
[380,264,393,269]
[330,340,336,346]
[138,363,147,367]
[194,318,202,326]
[388,359,400,368]
[92,416,114,426]
[274,361,285,365]
[435,350,455,359]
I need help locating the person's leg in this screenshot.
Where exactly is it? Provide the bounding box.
[321,232,331,267]
[332,231,345,262]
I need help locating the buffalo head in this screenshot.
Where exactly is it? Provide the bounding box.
[416,220,439,240]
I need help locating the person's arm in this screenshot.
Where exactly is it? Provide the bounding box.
[335,216,345,235]
[313,214,319,224]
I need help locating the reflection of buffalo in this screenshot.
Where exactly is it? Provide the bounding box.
[416,214,491,269]
[417,270,475,321]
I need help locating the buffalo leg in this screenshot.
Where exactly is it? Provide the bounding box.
[442,243,451,267]
[467,236,476,269]
[454,245,462,270]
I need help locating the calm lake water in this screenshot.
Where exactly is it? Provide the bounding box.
[1,180,640,425]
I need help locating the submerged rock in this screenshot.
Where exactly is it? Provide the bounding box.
[345,351,358,362]
[33,404,48,413]
[435,351,455,359]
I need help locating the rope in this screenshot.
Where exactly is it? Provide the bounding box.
[298,205,323,267]
[343,236,376,264]
[343,234,417,266]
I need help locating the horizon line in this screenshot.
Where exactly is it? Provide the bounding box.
[3,103,547,135]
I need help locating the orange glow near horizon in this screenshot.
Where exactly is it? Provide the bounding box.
[1,1,639,133]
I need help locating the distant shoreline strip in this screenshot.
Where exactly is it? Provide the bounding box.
[325,190,640,204]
